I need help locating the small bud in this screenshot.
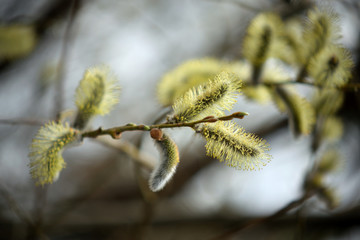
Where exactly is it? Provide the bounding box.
[143,125,151,131]
[150,128,163,141]
[203,116,215,120]
[126,123,137,126]
[206,118,218,123]
[218,112,249,121]
[232,112,249,119]
[218,115,234,121]
[110,131,122,139]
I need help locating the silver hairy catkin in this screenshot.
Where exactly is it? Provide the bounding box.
[149,133,180,192]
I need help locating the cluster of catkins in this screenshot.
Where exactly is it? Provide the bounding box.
[29,7,352,198]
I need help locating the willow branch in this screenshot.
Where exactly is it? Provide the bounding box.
[263,81,360,91]
[0,118,47,126]
[81,112,249,139]
[54,0,79,120]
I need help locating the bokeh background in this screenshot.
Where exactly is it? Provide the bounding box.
[0,0,360,239]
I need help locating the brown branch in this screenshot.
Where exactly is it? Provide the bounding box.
[81,112,249,139]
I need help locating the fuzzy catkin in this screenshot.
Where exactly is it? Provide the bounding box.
[74,66,121,129]
[29,122,80,185]
[149,133,180,192]
[157,58,234,106]
[242,12,283,67]
[169,71,242,123]
[308,44,353,87]
[199,121,271,170]
[303,7,340,59]
[275,86,315,137]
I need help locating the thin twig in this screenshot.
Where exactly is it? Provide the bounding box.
[81,112,248,139]
[263,81,360,91]
[0,118,47,126]
[54,0,79,120]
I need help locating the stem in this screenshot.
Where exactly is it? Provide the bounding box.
[263,81,360,91]
[252,64,263,86]
[295,67,307,83]
[81,112,248,139]
[0,118,47,126]
[54,0,80,120]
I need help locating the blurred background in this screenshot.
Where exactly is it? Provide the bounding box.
[0,0,359,239]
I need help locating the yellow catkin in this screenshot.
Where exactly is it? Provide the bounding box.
[157,58,239,106]
[200,121,271,170]
[242,12,284,67]
[315,148,341,209]
[149,133,180,192]
[0,25,37,60]
[319,188,339,209]
[29,122,80,186]
[169,71,242,123]
[228,60,252,83]
[275,86,315,136]
[319,116,344,142]
[303,7,340,60]
[304,148,341,209]
[242,85,272,104]
[243,63,293,104]
[317,149,341,174]
[312,89,344,116]
[261,63,293,84]
[308,44,353,87]
[74,66,121,129]
[282,17,307,65]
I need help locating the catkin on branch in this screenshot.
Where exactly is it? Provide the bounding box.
[149,133,180,192]
[169,72,242,123]
[29,122,81,185]
[74,66,121,129]
[199,122,271,170]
